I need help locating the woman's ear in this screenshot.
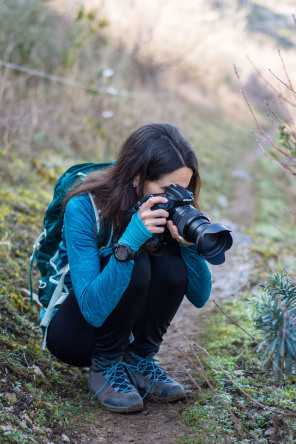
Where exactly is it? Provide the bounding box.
[133,175,139,188]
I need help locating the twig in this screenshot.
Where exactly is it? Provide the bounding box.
[246,56,296,108]
[192,343,296,417]
[0,64,8,103]
[183,366,221,443]
[212,299,257,342]
[179,345,260,442]
[269,68,296,95]
[254,132,296,178]
[234,65,293,159]
[284,208,296,216]
[265,101,286,127]
[278,49,296,101]
[0,232,11,249]
[21,288,42,307]
[183,364,230,443]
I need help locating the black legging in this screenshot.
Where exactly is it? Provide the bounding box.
[46,243,187,367]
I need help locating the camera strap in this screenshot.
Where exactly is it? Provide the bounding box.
[123,194,154,215]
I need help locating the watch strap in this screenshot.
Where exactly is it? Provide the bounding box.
[112,243,138,262]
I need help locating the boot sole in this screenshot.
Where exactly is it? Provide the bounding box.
[142,389,186,403]
[89,384,143,413]
[101,401,144,413]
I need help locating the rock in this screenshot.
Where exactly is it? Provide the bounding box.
[4,392,17,402]
[61,434,70,442]
[30,365,46,379]
[19,420,28,429]
[23,413,33,426]
[265,427,274,436]
[39,438,50,443]
[217,195,228,208]
[1,425,13,432]
[233,370,245,376]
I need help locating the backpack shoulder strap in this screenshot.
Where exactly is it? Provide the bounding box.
[88,192,114,248]
[88,192,100,223]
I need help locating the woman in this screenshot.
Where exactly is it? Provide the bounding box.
[46,123,212,413]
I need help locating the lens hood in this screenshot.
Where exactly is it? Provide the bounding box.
[197,224,233,265]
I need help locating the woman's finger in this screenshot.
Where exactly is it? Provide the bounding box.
[143,217,167,227]
[167,220,192,245]
[146,225,166,234]
[140,196,168,211]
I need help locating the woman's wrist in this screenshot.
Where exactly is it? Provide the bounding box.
[118,211,153,251]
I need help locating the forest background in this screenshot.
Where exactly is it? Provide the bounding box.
[0,0,296,443]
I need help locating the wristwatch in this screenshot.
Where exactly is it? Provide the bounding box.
[112,243,138,262]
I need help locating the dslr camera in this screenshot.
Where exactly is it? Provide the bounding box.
[151,184,233,265]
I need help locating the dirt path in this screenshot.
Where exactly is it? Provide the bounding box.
[78,148,260,444]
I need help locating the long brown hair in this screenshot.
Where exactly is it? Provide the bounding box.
[64,123,201,233]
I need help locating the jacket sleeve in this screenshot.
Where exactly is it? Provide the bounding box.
[64,195,135,327]
[179,243,212,308]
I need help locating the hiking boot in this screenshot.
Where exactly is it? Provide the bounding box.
[126,353,186,403]
[88,357,143,413]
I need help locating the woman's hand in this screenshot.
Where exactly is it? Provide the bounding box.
[166,220,193,246]
[139,196,169,234]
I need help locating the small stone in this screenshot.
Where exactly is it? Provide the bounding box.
[30,365,45,379]
[217,195,228,208]
[1,425,13,432]
[23,413,33,426]
[4,392,17,402]
[102,68,114,78]
[233,370,245,376]
[33,425,42,432]
[61,434,70,442]
[265,427,274,436]
[19,420,27,429]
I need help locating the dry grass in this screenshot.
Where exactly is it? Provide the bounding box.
[57,1,296,95]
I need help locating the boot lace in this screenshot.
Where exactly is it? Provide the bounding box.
[128,353,172,398]
[93,360,137,398]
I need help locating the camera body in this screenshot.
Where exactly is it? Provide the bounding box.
[152,184,233,265]
[151,183,197,213]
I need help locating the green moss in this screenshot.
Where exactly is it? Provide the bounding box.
[181,298,296,443]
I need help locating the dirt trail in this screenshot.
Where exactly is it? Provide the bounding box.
[79,148,260,444]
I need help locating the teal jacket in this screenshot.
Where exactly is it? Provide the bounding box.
[59,194,212,327]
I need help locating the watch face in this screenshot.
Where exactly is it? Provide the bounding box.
[116,245,129,260]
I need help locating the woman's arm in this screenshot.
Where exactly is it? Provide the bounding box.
[64,195,151,327]
[179,243,212,308]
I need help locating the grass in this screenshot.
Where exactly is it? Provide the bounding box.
[179,296,296,443]
[1,0,296,442]
[0,162,89,442]
[0,114,259,442]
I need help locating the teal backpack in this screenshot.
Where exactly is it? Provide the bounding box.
[30,161,115,348]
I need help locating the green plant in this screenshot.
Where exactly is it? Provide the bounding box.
[250,272,296,381]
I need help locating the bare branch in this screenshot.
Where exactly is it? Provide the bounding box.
[278,49,296,101]
[234,65,293,159]
[265,101,286,127]
[269,68,296,95]
[191,343,296,417]
[246,56,296,108]
[179,344,259,442]
[212,300,257,342]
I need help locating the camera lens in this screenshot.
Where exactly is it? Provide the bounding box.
[171,206,232,265]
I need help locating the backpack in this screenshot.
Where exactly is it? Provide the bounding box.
[30,161,115,349]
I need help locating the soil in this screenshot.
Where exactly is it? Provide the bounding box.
[77,148,260,444]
